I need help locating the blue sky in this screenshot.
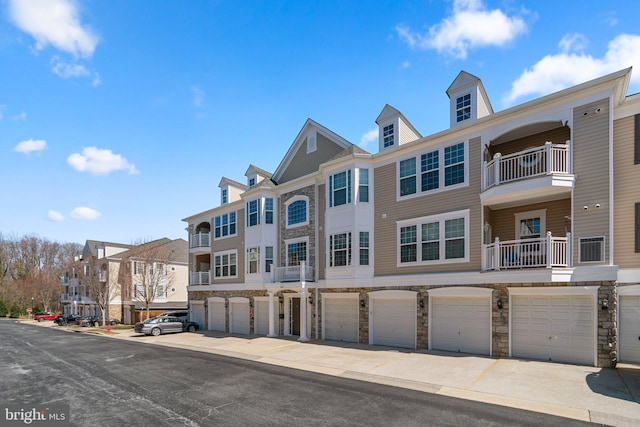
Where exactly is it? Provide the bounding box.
[2,0,640,245]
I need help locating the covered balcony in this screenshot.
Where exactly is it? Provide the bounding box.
[190,270,210,286]
[482,232,571,271]
[273,264,315,283]
[190,221,211,252]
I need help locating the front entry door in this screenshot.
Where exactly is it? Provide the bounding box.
[290,297,300,335]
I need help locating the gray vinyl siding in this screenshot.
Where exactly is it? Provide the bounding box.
[277,134,347,184]
[373,136,482,275]
[489,199,571,241]
[572,99,610,265]
[210,207,245,284]
[613,115,640,266]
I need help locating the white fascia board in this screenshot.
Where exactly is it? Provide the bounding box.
[618,268,640,284]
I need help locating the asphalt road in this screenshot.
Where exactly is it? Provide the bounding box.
[0,321,599,427]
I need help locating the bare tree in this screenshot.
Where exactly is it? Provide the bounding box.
[76,255,119,326]
[127,239,176,320]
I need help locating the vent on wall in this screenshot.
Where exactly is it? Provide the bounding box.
[307,135,317,153]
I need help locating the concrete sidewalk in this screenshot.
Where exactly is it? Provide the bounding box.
[36,321,640,426]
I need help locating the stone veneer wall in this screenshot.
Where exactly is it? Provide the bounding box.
[279,185,316,271]
[189,280,618,368]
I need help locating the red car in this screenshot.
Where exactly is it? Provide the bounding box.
[34,312,59,322]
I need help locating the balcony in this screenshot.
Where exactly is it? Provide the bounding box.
[482,233,571,271]
[190,270,210,286]
[190,232,211,252]
[273,265,315,283]
[481,143,573,208]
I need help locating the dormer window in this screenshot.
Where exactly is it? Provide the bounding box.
[456,94,471,123]
[383,124,395,148]
[221,189,228,204]
[249,177,256,187]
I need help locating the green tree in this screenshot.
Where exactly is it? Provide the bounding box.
[9,302,20,318]
[0,300,7,317]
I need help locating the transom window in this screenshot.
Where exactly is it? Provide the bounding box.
[456,94,471,123]
[287,199,307,226]
[399,142,466,198]
[214,212,237,239]
[383,124,394,147]
[398,210,469,265]
[214,251,237,278]
[329,232,351,267]
[329,170,351,207]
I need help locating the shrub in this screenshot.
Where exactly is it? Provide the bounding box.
[9,303,20,318]
[0,300,7,317]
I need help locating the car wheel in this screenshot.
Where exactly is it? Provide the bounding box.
[187,324,196,333]
[110,320,117,326]
[151,327,161,336]
[38,318,44,322]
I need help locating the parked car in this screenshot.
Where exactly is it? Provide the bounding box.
[139,316,185,336]
[157,311,198,332]
[78,316,120,327]
[34,312,59,322]
[134,316,156,333]
[54,314,83,326]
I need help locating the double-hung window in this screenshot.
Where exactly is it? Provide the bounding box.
[247,247,259,274]
[329,232,351,267]
[359,232,370,266]
[287,241,307,266]
[214,212,236,239]
[358,169,369,203]
[421,151,439,191]
[383,124,394,147]
[399,158,416,196]
[265,198,274,224]
[247,199,260,227]
[214,250,237,278]
[399,210,469,265]
[265,246,274,272]
[444,142,465,186]
[456,94,471,123]
[329,170,351,207]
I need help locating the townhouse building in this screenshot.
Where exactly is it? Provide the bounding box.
[61,238,189,323]
[183,68,640,367]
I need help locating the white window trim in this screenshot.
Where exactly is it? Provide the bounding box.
[328,169,352,208]
[382,122,395,148]
[579,236,606,263]
[284,237,309,267]
[246,246,260,275]
[213,249,238,279]
[284,195,309,228]
[213,211,238,241]
[514,209,546,240]
[328,232,352,268]
[455,92,472,123]
[396,209,470,267]
[396,140,469,201]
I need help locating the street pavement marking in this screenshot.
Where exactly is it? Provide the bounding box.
[465,358,501,390]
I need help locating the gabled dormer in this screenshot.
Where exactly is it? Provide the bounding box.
[245,165,273,188]
[446,71,493,128]
[375,104,422,153]
[218,177,247,205]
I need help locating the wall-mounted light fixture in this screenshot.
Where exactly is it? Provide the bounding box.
[249,299,253,308]
[278,295,284,304]
[497,299,504,310]
[360,298,366,307]
[601,298,609,310]
[419,299,424,309]
[308,295,314,305]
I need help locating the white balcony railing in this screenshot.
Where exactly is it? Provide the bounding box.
[273,265,315,283]
[190,232,211,249]
[482,232,571,271]
[190,270,210,285]
[483,142,570,191]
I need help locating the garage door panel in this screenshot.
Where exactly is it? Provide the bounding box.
[371,299,415,349]
[431,296,490,356]
[208,302,225,332]
[512,294,594,365]
[190,304,205,330]
[230,303,250,335]
[620,296,640,363]
[255,301,269,335]
[324,298,359,343]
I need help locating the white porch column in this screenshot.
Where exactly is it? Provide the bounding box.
[298,261,309,342]
[267,291,277,337]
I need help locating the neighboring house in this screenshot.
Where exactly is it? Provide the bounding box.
[61,238,188,324]
[182,68,640,367]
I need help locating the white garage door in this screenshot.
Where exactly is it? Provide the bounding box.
[323,297,359,343]
[230,302,250,335]
[208,301,225,332]
[255,300,278,336]
[190,303,205,330]
[512,295,594,365]
[431,297,490,355]
[371,297,416,349]
[619,296,640,363]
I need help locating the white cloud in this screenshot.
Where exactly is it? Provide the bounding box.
[67,147,139,175]
[51,56,89,78]
[12,111,27,121]
[8,0,98,58]
[401,60,411,69]
[91,72,102,87]
[48,210,64,221]
[71,206,101,220]
[360,128,378,148]
[504,34,640,105]
[559,33,588,53]
[396,0,527,59]
[14,139,47,154]
[191,86,206,107]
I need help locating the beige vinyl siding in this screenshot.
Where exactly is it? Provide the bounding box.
[374,137,482,275]
[399,118,421,146]
[277,134,347,184]
[210,207,245,284]
[613,115,640,267]
[490,125,570,157]
[318,183,326,280]
[489,199,571,241]
[572,99,610,264]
